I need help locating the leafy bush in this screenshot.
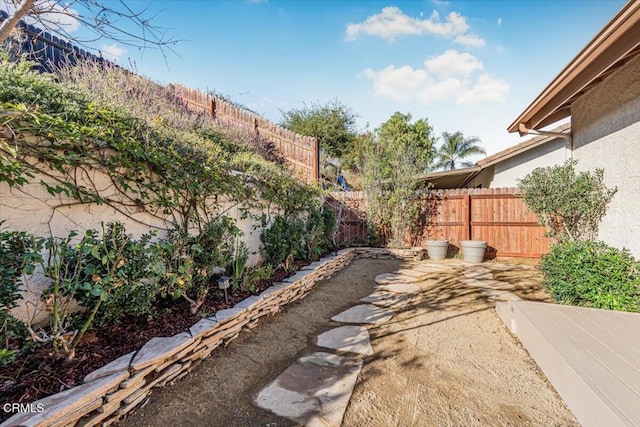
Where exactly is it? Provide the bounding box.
[0,226,42,348]
[72,223,164,325]
[540,240,640,312]
[261,215,306,266]
[305,205,335,261]
[242,264,273,293]
[191,217,242,288]
[519,160,617,242]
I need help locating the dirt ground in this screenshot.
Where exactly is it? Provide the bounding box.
[123,258,577,427]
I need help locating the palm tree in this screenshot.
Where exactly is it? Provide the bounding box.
[435,131,486,170]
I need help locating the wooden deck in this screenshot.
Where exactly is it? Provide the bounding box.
[496,301,640,427]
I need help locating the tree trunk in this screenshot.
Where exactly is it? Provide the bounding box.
[0,0,36,44]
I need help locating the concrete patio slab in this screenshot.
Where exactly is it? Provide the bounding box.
[254,352,363,427]
[317,326,373,356]
[497,301,640,427]
[331,304,393,324]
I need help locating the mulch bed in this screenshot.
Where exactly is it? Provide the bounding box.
[0,265,300,422]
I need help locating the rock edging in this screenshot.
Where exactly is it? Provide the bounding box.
[2,247,422,427]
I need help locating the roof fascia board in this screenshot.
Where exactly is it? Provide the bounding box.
[508,2,640,133]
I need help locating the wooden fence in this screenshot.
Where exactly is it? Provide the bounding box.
[172,84,320,183]
[0,10,109,73]
[333,188,550,258]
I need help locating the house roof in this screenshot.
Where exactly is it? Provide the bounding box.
[416,166,482,189]
[508,1,640,135]
[478,123,571,168]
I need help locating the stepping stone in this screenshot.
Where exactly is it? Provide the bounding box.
[360,291,410,309]
[395,268,429,278]
[411,263,453,273]
[255,352,362,427]
[463,266,493,279]
[331,304,393,324]
[375,283,421,294]
[317,326,373,356]
[460,278,515,290]
[374,273,420,284]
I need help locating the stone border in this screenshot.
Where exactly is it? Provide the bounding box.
[2,247,422,427]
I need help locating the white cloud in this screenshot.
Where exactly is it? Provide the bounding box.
[454,33,486,48]
[362,50,509,105]
[497,17,502,26]
[362,65,430,101]
[345,7,471,42]
[101,43,125,61]
[457,73,511,105]
[424,49,483,77]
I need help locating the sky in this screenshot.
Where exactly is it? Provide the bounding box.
[3,0,628,159]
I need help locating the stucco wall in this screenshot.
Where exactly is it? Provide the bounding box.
[1,162,267,323]
[490,138,570,188]
[571,53,640,258]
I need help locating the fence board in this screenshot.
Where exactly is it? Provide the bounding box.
[172,84,320,183]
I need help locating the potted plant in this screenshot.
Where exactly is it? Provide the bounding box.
[460,240,487,263]
[424,239,449,260]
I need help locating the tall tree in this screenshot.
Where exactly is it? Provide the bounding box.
[435,131,486,170]
[279,99,358,158]
[362,112,437,247]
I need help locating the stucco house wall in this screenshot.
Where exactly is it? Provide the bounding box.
[491,138,569,188]
[571,53,640,258]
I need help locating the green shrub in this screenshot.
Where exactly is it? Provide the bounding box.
[261,215,306,266]
[519,160,617,242]
[191,217,242,288]
[540,240,640,312]
[0,225,42,347]
[72,222,164,325]
[305,205,335,261]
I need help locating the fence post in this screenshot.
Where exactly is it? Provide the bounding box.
[463,193,471,240]
[312,137,320,183]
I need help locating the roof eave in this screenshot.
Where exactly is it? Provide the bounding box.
[508,1,640,134]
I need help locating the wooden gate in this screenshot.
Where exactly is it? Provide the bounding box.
[332,188,550,258]
[425,188,549,258]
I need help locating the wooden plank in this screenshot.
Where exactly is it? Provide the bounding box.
[497,301,640,427]
[463,193,471,241]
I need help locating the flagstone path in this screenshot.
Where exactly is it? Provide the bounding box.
[252,260,550,426]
